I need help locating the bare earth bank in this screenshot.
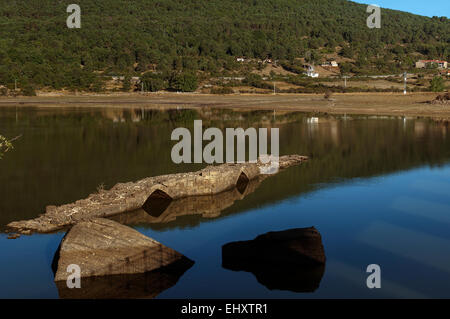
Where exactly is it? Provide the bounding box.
[0,92,449,120]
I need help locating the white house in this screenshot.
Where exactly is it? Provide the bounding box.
[305,65,319,78]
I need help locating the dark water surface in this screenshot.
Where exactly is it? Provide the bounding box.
[1,106,449,298]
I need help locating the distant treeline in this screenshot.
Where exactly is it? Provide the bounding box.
[0,0,448,92]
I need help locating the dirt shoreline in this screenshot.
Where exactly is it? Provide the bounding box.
[1,92,449,120]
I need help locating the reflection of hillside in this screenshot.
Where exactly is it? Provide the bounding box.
[110,176,266,227]
[1,107,449,227]
[132,118,450,231]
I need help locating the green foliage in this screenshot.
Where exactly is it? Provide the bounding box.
[339,62,352,75]
[121,75,132,92]
[0,135,14,159]
[340,46,354,59]
[243,74,263,87]
[169,72,198,92]
[90,77,105,92]
[141,73,168,92]
[211,86,234,94]
[22,85,36,96]
[280,62,304,74]
[0,0,447,90]
[430,76,445,92]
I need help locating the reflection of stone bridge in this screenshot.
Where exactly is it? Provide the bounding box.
[111,175,266,226]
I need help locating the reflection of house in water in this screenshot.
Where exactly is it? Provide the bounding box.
[305,117,341,146]
[103,108,147,123]
[414,121,426,138]
[222,227,326,292]
[330,121,339,146]
[307,117,319,124]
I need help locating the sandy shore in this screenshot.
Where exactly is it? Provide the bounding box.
[0,92,449,120]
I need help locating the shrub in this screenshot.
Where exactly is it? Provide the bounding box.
[22,85,36,96]
[211,86,234,94]
[169,72,198,92]
[141,73,168,92]
[430,76,445,92]
[243,73,263,87]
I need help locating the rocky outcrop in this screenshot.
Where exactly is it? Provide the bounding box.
[222,227,325,292]
[430,93,450,105]
[8,155,307,233]
[53,218,193,283]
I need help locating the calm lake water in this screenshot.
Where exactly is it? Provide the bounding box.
[1,106,450,298]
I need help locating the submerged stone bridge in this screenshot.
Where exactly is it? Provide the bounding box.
[8,155,308,233]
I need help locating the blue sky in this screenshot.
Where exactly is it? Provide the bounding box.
[353,0,449,17]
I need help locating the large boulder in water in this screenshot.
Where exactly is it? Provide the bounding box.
[222,227,325,292]
[53,218,193,285]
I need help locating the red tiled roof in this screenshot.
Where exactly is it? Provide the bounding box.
[419,60,447,63]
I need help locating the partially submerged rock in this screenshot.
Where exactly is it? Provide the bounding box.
[430,93,450,105]
[222,227,325,292]
[53,218,193,283]
[8,155,307,233]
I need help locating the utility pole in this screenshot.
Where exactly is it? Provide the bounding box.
[343,75,348,88]
[14,79,17,91]
[403,72,407,95]
[273,82,276,95]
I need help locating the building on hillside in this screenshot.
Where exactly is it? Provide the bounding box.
[321,61,338,67]
[236,57,245,62]
[131,77,140,84]
[305,65,319,78]
[415,60,448,69]
[111,76,125,81]
[440,69,450,77]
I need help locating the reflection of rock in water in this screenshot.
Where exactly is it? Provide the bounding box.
[111,176,265,226]
[55,258,193,299]
[53,218,194,298]
[222,227,326,293]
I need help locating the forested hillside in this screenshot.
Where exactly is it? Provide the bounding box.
[0,0,448,92]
